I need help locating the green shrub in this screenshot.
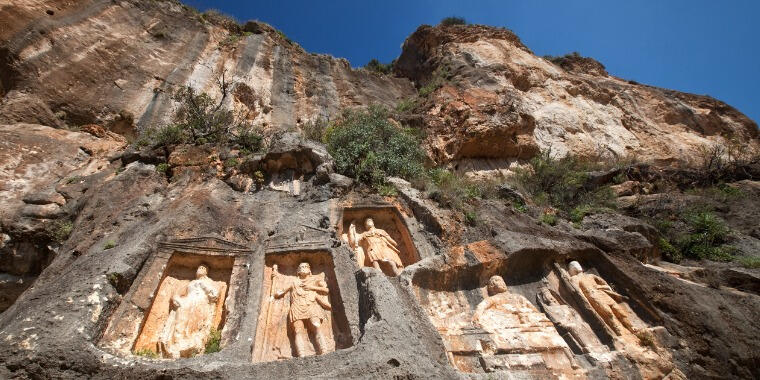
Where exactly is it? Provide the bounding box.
[544,51,582,65]
[364,58,393,75]
[514,149,615,218]
[224,158,239,168]
[377,183,398,197]
[658,238,682,263]
[104,241,116,250]
[301,118,329,142]
[153,125,185,146]
[687,183,745,203]
[156,163,169,174]
[395,98,417,113]
[204,328,222,354]
[418,66,449,97]
[675,211,734,262]
[440,16,467,26]
[275,29,292,44]
[325,106,424,186]
[464,210,478,226]
[235,125,263,152]
[134,348,158,359]
[218,33,240,49]
[512,200,527,213]
[570,205,593,223]
[417,168,501,222]
[540,212,557,226]
[738,256,760,269]
[48,219,73,243]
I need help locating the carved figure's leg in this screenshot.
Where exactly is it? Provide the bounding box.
[592,302,624,336]
[308,317,327,355]
[610,304,636,334]
[372,260,382,272]
[388,260,402,276]
[292,319,308,357]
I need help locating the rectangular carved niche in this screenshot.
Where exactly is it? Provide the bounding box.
[338,205,420,276]
[99,237,250,358]
[412,268,584,376]
[252,251,351,362]
[132,254,232,355]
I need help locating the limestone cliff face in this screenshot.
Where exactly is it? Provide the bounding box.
[0,0,414,135]
[1,2,760,380]
[2,1,757,170]
[396,25,759,171]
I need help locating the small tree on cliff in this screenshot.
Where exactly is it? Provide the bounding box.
[137,71,261,152]
[439,16,467,26]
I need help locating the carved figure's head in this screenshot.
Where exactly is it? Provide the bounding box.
[297,262,312,278]
[196,264,209,279]
[487,275,508,296]
[568,261,583,277]
[364,218,375,230]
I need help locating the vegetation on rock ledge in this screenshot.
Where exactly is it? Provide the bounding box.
[325,105,425,187]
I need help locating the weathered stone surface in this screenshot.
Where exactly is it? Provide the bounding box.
[0,0,414,133]
[0,123,125,312]
[1,3,759,380]
[396,24,759,173]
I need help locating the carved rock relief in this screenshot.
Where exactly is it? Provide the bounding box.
[550,261,685,379]
[413,254,684,379]
[252,251,351,362]
[339,206,420,277]
[416,274,584,377]
[133,256,231,358]
[98,237,249,359]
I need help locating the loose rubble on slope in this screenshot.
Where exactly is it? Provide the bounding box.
[1,1,759,379]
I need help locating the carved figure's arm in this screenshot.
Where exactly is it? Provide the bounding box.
[274,280,292,299]
[348,221,359,248]
[382,230,399,247]
[200,281,220,302]
[592,275,624,301]
[379,231,401,254]
[170,295,181,309]
[472,298,493,325]
[308,279,329,295]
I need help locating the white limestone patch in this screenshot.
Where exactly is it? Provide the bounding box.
[87,291,103,323]
[19,38,52,61]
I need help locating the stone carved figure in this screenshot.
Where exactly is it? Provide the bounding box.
[568,261,637,337]
[471,275,579,373]
[347,218,403,276]
[273,262,331,357]
[537,286,607,354]
[158,264,223,358]
[472,276,562,339]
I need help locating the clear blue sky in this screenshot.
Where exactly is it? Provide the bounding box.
[183,0,759,124]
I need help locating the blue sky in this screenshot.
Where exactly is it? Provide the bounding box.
[183,0,759,124]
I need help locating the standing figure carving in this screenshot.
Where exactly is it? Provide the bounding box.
[568,261,637,337]
[347,218,403,276]
[537,286,607,354]
[273,262,331,357]
[158,264,224,358]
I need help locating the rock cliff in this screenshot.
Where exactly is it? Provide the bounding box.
[1,1,759,379]
[395,24,758,171]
